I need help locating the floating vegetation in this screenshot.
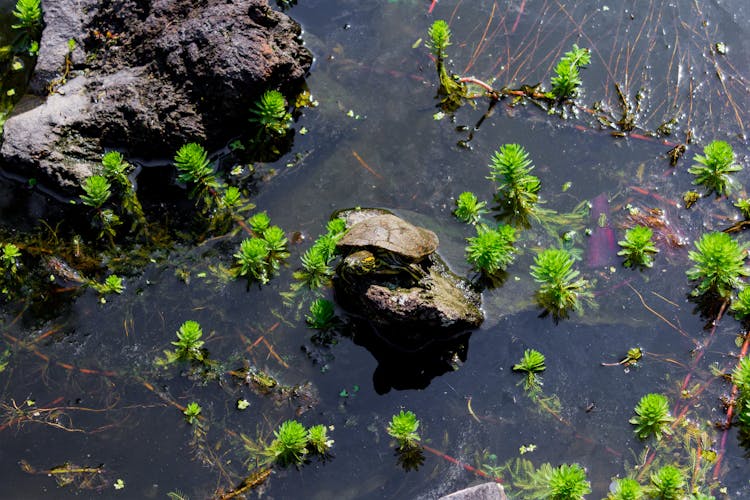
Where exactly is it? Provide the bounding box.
[183,401,202,425]
[530,248,593,320]
[249,89,292,137]
[549,44,591,101]
[688,140,741,197]
[618,225,658,269]
[387,410,421,449]
[629,393,675,441]
[686,231,748,299]
[488,143,541,227]
[512,349,546,392]
[465,224,517,276]
[453,191,488,225]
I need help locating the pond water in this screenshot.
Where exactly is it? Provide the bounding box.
[1,0,750,498]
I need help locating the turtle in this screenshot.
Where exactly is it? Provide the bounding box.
[335,213,439,283]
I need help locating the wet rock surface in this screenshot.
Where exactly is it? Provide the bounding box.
[334,208,484,349]
[0,0,311,193]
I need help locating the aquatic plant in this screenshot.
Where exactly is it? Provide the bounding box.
[686,231,748,299]
[306,298,336,329]
[606,477,643,500]
[618,225,658,268]
[267,419,309,465]
[101,151,147,230]
[387,410,421,449]
[326,218,347,236]
[688,140,741,197]
[548,463,591,500]
[234,237,271,284]
[1,243,21,275]
[427,20,452,61]
[174,143,219,200]
[12,0,42,31]
[307,424,334,455]
[513,349,546,392]
[249,212,271,235]
[183,401,201,425]
[734,198,750,219]
[488,144,541,225]
[731,287,750,320]
[91,274,124,295]
[262,226,289,264]
[454,191,488,225]
[645,465,685,500]
[164,320,206,364]
[80,175,112,209]
[550,44,591,100]
[426,20,466,111]
[629,393,674,440]
[530,248,592,319]
[732,356,750,401]
[466,224,517,275]
[296,246,334,290]
[249,90,291,135]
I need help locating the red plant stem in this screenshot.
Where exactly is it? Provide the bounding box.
[458,76,496,93]
[511,0,526,33]
[428,0,437,14]
[713,331,750,480]
[422,444,502,483]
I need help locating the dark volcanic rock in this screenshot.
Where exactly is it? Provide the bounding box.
[0,0,311,192]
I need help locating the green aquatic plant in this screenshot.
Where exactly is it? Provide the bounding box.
[326,218,347,236]
[306,298,336,329]
[262,226,289,265]
[387,410,421,449]
[80,175,111,209]
[646,465,685,500]
[550,44,591,100]
[686,231,748,299]
[249,90,291,135]
[267,419,309,465]
[466,224,517,275]
[174,143,219,199]
[91,274,124,295]
[296,246,334,290]
[1,243,21,275]
[161,320,206,365]
[629,393,674,440]
[530,248,592,320]
[234,237,271,284]
[427,19,452,61]
[426,20,466,111]
[12,0,42,31]
[618,226,658,269]
[488,144,541,226]
[101,151,147,231]
[249,212,271,234]
[606,477,643,500]
[454,191,488,225]
[548,463,591,500]
[732,356,750,401]
[688,140,741,197]
[734,198,750,219]
[731,287,750,320]
[512,349,546,392]
[307,424,334,455]
[183,401,201,425]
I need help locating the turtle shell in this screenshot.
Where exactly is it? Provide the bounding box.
[336,214,439,260]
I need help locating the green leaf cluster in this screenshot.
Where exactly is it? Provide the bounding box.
[265,419,334,465]
[387,410,421,449]
[427,20,452,61]
[618,225,658,268]
[512,349,546,392]
[454,191,488,225]
[12,0,42,31]
[629,393,675,440]
[234,213,289,285]
[688,140,741,197]
[159,320,206,366]
[101,151,147,231]
[550,44,591,100]
[488,143,541,225]
[306,298,336,329]
[91,274,124,295]
[530,248,592,320]
[174,143,219,196]
[466,224,517,275]
[249,90,291,136]
[183,401,201,425]
[605,477,643,500]
[646,465,685,500]
[516,462,591,500]
[730,286,750,319]
[686,231,748,299]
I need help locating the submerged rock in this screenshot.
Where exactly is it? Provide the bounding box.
[334,208,483,349]
[0,0,312,192]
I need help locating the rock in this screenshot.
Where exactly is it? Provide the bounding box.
[439,482,507,500]
[1,0,311,193]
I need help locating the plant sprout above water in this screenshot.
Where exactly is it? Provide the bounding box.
[686,231,748,299]
[629,393,674,441]
[267,419,309,465]
[617,225,658,269]
[688,140,742,197]
[387,410,421,449]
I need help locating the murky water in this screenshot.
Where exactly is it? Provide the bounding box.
[1,0,749,498]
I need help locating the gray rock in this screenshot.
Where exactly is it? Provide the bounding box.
[1,0,312,193]
[439,482,507,500]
